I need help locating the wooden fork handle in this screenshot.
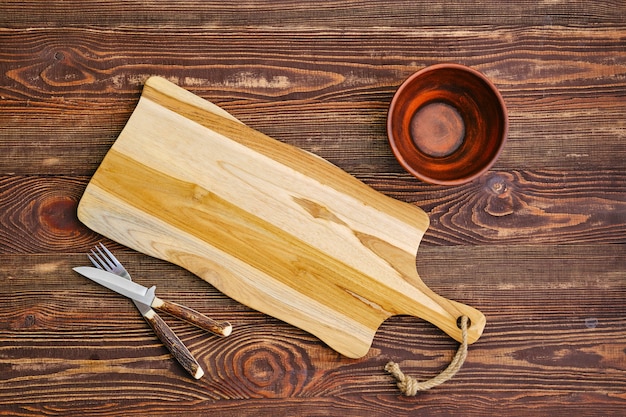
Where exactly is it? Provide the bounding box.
[152,297,233,337]
[142,309,204,379]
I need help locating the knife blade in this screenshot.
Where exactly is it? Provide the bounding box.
[74,266,157,305]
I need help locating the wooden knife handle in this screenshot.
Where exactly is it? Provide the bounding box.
[142,309,204,379]
[152,297,233,337]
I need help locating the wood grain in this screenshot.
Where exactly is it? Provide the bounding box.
[0,26,624,175]
[1,0,624,27]
[1,0,624,415]
[0,176,97,253]
[2,172,623,254]
[1,248,624,415]
[369,170,626,245]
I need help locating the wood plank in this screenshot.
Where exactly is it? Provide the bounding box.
[1,0,623,27]
[368,170,626,245]
[1,26,624,175]
[1,246,624,415]
[2,172,624,254]
[2,26,623,102]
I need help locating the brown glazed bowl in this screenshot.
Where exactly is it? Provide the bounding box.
[387,64,508,185]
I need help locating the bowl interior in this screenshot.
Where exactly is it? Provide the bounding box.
[387,65,507,185]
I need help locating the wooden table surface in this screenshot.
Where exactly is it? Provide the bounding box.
[1,1,624,416]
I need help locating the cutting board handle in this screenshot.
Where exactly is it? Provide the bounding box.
[404,283,486,344]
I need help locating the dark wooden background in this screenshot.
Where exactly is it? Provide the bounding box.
[1,1,624,416]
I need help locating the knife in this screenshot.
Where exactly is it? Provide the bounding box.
[74,266,232,337]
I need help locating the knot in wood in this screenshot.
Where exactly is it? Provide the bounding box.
[486,174,508,195]
[482,173,515,217]
[42,49,96,86]
[38,195,81,235]
[24,314,36,328]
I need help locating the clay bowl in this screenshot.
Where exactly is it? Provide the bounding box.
[387,64,508,185]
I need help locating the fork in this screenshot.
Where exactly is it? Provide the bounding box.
[87,243,232,379]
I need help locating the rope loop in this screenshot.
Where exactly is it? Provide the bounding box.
[385,315,469,396]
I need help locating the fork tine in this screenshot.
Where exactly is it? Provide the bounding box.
[95,244,117,270]
[89,249,112,272]
[88,243,132,280]
[88,253,102,269]
[98,243,122,268]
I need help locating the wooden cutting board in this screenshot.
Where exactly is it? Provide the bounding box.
[77,76,486,358]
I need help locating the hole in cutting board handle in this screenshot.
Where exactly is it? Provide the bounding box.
[457,316,471,329]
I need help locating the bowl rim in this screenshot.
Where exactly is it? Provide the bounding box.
[387,63,508,185]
